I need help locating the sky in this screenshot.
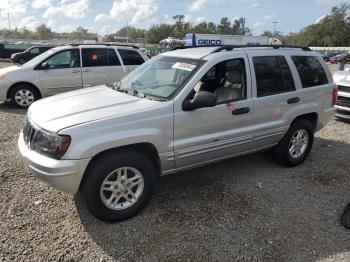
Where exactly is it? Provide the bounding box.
[0,0,347,36]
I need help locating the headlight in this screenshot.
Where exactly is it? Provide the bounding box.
[32,129,71,159]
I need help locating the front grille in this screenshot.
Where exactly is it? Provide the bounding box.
[338,85,350,93]
[23,119,37,148]
[336,109,350,115]
[336,96,350,108]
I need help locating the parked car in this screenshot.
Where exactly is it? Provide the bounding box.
[0,43,25,59]
[333,69,350,119]
[329,52,350,64]
[321,52,341,62]
[18,45,336,222]
[11,46,56,65]
[0,44,149,108]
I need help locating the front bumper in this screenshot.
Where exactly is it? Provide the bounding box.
[335,91,350,119]
[18,132,91,194]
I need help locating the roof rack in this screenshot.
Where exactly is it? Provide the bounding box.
[66,43,139,49]
[171,44,311,52]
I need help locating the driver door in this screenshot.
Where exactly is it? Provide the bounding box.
[173,53,255,170]
[38,49,82,96]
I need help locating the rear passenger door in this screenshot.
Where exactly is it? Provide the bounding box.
[117,49,145,73]
[81,48,110,87]
[107,48,127,82]
[247,51,299,148]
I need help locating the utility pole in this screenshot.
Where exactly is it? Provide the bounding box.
[126,21,129,43]
[7,13,11,29]
[272,21,279,37]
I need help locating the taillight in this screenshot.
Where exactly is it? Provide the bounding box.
[332,85,338,107]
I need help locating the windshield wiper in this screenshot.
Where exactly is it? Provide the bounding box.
[107,80,128,94]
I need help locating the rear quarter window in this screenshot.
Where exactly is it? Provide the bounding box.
[291,56,329,88]
[118,49,145,65]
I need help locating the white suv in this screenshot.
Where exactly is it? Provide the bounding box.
[18,45,336,222]
[0,44,149,108]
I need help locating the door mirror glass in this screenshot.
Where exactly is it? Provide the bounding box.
[184,91,216,111]
[41,62,50,70]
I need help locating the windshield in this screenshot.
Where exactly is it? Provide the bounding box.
[110,55,203,100]
[22,48,61,67]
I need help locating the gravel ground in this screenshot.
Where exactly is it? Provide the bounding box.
[0,62,350,261]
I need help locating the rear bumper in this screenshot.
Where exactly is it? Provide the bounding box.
[18,132,91,194]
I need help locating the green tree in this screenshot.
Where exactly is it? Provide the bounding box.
[69,26,90,40]
[35,24,53,40]
[145,24,174,44]
[217,17,231,34]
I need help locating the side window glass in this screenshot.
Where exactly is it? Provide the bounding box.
[253,56,294,97]
[107,49,121,66]
[82,48,108,67]
[193,58,246,103]
[30,48,40,54]
[291,56,328,88]
[44,49,80,69]
[118,49,145,65]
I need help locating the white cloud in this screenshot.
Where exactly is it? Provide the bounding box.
[188,0,207,12]
[42,0,92,19]
[32,0,52,9]
[94,13,110,22]
[254,21,263,28]
[96,0,160,25]
[195,17,205,24]
[315,15,326,24]
[184,15,192,23]
[0,0,26,17]
[18,16,42,30]
[264,13,277,20]
[99,25,114,36]
[251,3,260,8]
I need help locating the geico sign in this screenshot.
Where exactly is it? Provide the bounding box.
[197,39,222,45]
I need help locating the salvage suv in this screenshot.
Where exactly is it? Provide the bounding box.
[0,44,148,108]
[18,45,336,222]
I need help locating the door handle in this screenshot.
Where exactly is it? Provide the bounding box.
[83,69,91,72]
[287,97,300,104]
[232,107,250,115]
[71,69,80,73]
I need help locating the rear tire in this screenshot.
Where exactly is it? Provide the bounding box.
[80,150,157,222]
[10,84,40,109]
[273,119,314,167]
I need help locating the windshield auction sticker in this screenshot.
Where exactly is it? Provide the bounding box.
[172,62,196,71]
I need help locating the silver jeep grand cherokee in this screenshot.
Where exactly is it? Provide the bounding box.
[18,45,336,222]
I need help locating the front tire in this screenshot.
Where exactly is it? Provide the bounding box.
[273,119,314,167]
[10,85,40,109]
[80,150,157,222]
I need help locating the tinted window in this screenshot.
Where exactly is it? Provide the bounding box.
[43,49,80,69]
[253,56,295,97]
[107,49,121,66]
[291,56,328,88]
[118,49,144,65]
[82,48,108,67]
[29,48,40,54]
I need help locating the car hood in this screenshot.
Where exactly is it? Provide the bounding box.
[28,85,161,132]
[0,65,22,75]
[333,71,350,86]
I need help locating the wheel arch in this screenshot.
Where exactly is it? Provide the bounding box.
[80,142,161,190]
[6,82,43,100]
[290,112,318,131]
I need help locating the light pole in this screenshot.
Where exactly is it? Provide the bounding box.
[7,13,11,29]
[272,21,279,37]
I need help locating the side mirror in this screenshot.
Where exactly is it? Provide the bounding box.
[183,91,217,111]
[41,62,50,70]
